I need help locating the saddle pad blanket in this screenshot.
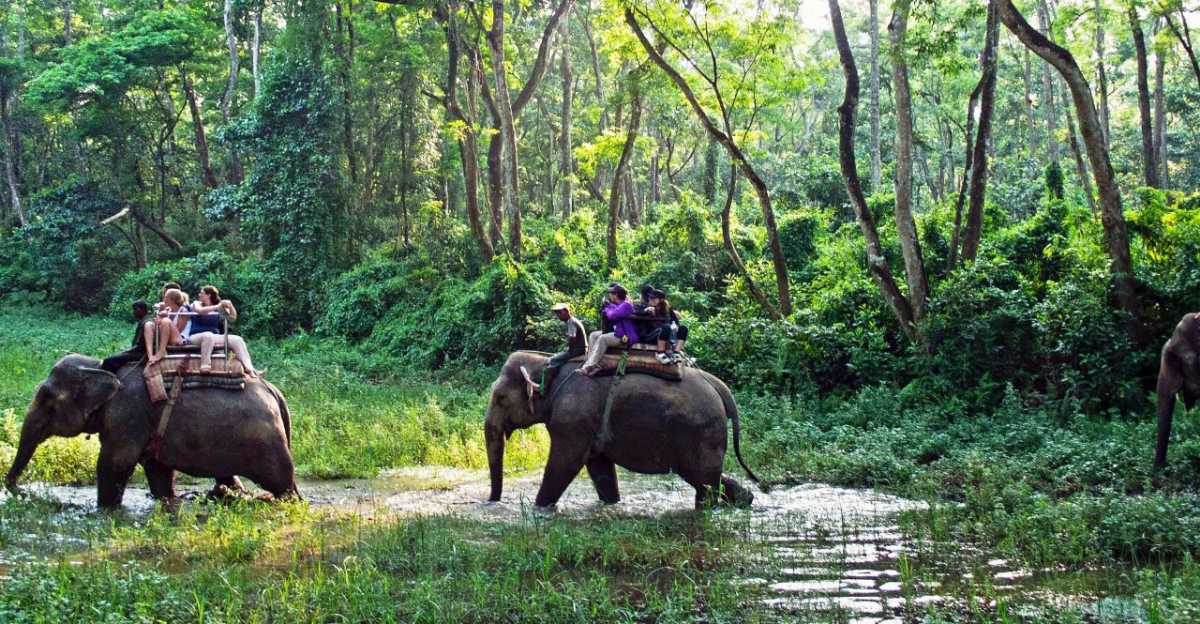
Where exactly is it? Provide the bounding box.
[570,350,683,381]
[163,375,246,392]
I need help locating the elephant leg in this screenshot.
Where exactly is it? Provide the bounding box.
[586,457,620,504]
[534,440,588,508]
[96,447,139,510]
[719,475,754,507]
[681,469,724,510]
[249,451,300,501]
[142,458,177,500]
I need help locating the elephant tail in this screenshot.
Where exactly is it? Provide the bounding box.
[264,380,293,449]
[702,371,759,483]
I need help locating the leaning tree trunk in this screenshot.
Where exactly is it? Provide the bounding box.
[829,0,918,342]
[626,6,790,318]
[888,0,929,323]
[1165,12,1200,92]
[607,83,641,269]
[997,0,1143,338]
[1129,6,1160,188]
[959,0,1000,264]
[718,163,777,318]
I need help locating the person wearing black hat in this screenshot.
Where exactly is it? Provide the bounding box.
[534,303,588,393]
[645,289,688,364]
[100,300,152,373]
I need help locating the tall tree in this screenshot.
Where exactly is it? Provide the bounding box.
[1129,4,1160,188]
[869,0,881,190]
[625,3,791,317]
[959,0,1001,264]
[607,80,640,269]
[1154,17,1169,187]
[559,20,574,216]
[828,0,917,342]
[887,0,929,323]
[1094,0,1110,147]
[1037,0,1059,160]
[996,0,1143,337]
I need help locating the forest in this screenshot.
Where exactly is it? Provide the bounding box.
[1,0,1200,621]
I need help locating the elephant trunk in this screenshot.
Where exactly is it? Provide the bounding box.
[1154,376,1177,471]
[5,412,46,495]
[485,418,505,502]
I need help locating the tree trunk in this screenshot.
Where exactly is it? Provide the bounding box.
[180,66,218,189]
[63,1,72,44]
[335,1,358,185]
[996,0,1142,337]
[950,75,983,270]
[1154,19,1168,188]
[439,7,493,261]
[829,0,917,342]
[0,86,24,226]
[1024,48,1037,149]
[1094,0,1109,148]
[1037,1,1059,160]
[869,0,881,190]
[1129,6,1159,188]
[959,0,1000,264]
[559,22,574,216]
[253,2,263,98]
[222,0,239,122]
[607,84,641,269]
[626,6,791,317]
[1066,111,1097,214]
[719,162,777,317]
[888,0,929,323]
[702,137,718,204]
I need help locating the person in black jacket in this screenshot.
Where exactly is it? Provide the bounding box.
[100,300,151,373]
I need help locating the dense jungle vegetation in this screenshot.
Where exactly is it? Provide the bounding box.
[2,0,1200,620]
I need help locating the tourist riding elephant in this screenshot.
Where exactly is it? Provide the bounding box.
[5,354,299,508]
[1154,313,1200,470]
[484,351,757,509]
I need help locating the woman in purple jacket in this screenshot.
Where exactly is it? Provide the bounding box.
[580,284,639,376]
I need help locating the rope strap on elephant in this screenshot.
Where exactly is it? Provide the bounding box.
[593,351,629,453]
[146,361,188,461]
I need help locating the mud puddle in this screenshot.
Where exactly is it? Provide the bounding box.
[1,469,1133,621]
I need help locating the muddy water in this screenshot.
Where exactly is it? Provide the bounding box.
[2,469,1130,622]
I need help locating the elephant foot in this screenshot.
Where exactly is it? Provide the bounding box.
[207,483,249,503]
[719,475,754,508]
[533,503,558,515]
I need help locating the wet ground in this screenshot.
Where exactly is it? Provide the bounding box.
[1,469,1136,622]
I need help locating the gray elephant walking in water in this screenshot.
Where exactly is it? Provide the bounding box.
[484,351,757,509]
[5,354,298,509]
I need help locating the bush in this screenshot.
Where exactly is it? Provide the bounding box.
[107,252,269,336]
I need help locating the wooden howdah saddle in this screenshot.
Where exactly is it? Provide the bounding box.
[142,344,246,403]
[572,342,684,381]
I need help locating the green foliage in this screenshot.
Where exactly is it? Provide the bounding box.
[27,8,202,112]
[0,179,127,309]
[223,50,349,335]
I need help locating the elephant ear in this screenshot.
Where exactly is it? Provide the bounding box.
[69,367,122,427]
[519,366,537,399]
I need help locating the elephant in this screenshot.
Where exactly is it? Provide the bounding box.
[1154,313,1200,470]
[5,354,299,509]
[484,351,758,509]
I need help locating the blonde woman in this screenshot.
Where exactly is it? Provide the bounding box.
[144,288,191,366]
